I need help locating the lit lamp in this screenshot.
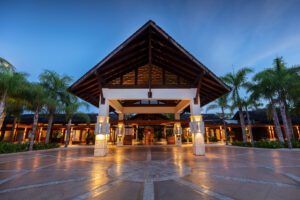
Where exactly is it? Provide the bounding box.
[186,128,191,143]
[116,123,124,146]
[174,123,182,146]
[94,116,110,156]
[190,115,205,155]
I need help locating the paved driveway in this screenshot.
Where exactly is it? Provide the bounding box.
[0,145,300,200]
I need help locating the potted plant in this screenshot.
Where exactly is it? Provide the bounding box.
[166,128,175,144]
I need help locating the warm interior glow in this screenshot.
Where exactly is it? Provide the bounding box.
[96,134,105,140]
[190,115,202,122]
[98,116,109,123]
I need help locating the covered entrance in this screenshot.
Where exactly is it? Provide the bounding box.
[68,20,230,156]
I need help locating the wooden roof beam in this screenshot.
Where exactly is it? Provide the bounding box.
[175,100,191,113]
[151,42,200,72]
[148,27,152,98]
[102,56,147,83]
[152,57,196,81]
[109,100,123,113]
[95,71,105,104]
[152,53,197,78]
[194,71,206,104]
[74,80,98,95]
[99,46,148,73]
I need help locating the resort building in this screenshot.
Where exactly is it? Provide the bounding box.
[1,21,299,153]
[67,20,231,156]
[1,110,300,146]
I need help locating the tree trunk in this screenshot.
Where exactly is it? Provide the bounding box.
[238,107,247,143]
[287,113,295,139]
[245,108,254,145]
[0,92,7,132]
[64,118,72,148]
[284,100,295,139]
[45,114,54,144]
[10,117,17,143]
[29,109,39,151]
[279,100,292,148]
[221,107,229,145]
[271,101,284,143]
[0,121,6,141]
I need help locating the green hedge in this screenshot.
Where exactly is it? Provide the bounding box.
[32,143,60,150]
[232,139,300,149]
[231,141,252,147]
[254,140,283,148]
[0,142,60,154]
[283,139,300,148]
[0,142,28,153]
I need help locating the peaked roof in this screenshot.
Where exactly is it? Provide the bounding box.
[69,20,230,106]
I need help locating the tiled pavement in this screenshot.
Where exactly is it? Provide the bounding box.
[0,145,300,200]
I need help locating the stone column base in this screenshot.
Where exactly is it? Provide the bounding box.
[94,134,107,156]
[190,115,205,156]
[193,133,205,155]
[116,138,123,146]
[175,135,182,146]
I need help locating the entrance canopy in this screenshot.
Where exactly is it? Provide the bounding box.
[68,20,230,107]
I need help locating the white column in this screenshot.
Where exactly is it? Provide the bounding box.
[174,113,182,146]
[116,113,124,146]
[94,99,110,157]
[190,99,205,156]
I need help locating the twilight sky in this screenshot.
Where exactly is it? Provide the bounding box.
[1,0,300,110]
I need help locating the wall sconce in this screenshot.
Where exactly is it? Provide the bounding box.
[174,124,182,136]
[97,116,110,135]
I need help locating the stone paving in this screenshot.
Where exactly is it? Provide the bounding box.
[0,145,300,200]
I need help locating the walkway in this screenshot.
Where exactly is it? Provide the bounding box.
[0,145,300,200]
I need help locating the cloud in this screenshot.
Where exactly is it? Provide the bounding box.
[242,35,300,67]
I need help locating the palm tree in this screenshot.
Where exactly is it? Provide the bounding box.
[25,82,48,151]
[268,57,300,148]
[0,57,15,70]
[241,97,261,145]
[206,94,230,145]
[223,67,253,143]
[0,58,27,132]
[62,93,89,148]
[5,97,26,143]
[249,70,285,143]
[288,76,300,115]
[39,70,72,144]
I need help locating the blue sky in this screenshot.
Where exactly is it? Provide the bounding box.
[1,0,300,111]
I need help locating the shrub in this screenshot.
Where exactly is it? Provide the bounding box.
[32,143,60,150]
[182,136,192,143]
[208,136,218,142]
[253,140,283,148]
[0,142,28,153]
[284,139,300,148]
[0,142,60,154]
[231,141,252,147]
[291,139,300,148]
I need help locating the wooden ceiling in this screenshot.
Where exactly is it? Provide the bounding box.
[68,20,230,107]
[119,100,181,107]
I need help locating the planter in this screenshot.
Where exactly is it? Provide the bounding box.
[167,136,175,144]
